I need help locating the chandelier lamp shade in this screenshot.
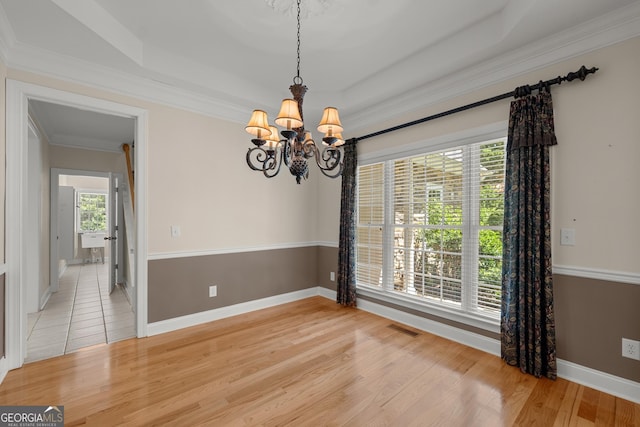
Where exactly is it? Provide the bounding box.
[245,0,345,184]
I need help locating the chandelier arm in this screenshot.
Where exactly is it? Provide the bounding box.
[246,144,285,178]
[316,152,344,178]
[246,146,271,171]
[314,145,344,177]
[282,138,293,167]
[301,137,316,158]
[318,164,344,178]
[262,150,284,178]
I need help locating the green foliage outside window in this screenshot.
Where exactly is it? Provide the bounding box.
[79,193,107,232]
[412,141,505,311]
[477,141,505,291]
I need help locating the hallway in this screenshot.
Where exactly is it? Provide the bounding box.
[25,263,135,363]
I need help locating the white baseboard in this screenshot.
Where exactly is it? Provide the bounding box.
[317,286,336,300]
[147,287,320,336]
[354,292,500,356]
[39,287,52,310]
[316,288,640,404]
[0,356,7,385]
[557,360,640,404]
[58,262,67,278]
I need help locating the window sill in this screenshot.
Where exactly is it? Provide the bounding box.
[356,285,500,334]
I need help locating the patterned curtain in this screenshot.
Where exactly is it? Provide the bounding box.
[337,138,358,307]
[501,89,557,379]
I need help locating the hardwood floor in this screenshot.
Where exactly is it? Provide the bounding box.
[1,296,638,426]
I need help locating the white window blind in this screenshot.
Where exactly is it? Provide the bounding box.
[356,138,506,321]
[356,163,384,287]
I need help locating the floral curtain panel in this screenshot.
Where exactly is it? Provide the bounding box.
[337,139,358,307]
[501,90,557,379]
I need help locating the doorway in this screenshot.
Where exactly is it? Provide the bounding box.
[5,80,149,371]
[24,170,135,363]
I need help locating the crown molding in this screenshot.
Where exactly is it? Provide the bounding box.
[3,41,252,124]
[51,0,144,66]
[346,1,640,135]
[1,2,639,131]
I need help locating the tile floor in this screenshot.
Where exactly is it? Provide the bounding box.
[26,263,135,363]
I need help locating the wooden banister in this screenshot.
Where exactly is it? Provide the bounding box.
[122,143,135,209]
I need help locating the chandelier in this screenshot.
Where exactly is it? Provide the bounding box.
[245,0,344,184]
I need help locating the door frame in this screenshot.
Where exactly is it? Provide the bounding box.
[49,169,119,293]
[5,80,149,370]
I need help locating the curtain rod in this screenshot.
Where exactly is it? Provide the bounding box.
[355,65,598,142]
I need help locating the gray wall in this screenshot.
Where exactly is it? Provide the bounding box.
[148,247,319,323]
[554,274,640,383]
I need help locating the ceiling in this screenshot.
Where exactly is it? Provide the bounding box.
[2,0,640,150]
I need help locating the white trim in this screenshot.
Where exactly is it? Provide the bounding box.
[6,78,28,369]
[557,360,640,404]
[39,287,52,311]
[348,3,640,133]
[316,241,339,248]
[5,79,149,370]
[0,357,7,385]
[5,42,250,125]
[359,122,508,165]
[357,286,500,333]
[317,286,336,300]
[147,288,320,336]
[357,293,501,355]
[553,265,640,286]
[148,241,327,261]
[50,0,144,66]
[351,264,638,340]
[351,292,640,404]
[0,4,638,132]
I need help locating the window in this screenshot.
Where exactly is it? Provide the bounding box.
[77,192,108,232]
[356,138,506,325]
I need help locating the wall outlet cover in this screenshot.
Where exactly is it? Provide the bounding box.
[622,338,640,360]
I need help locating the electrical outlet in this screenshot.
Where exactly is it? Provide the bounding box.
[560,228,575,246]
[330,272,335,281]
[622,338,640,360]
[209,285,217,298]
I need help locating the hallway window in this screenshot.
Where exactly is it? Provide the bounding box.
[77,192,108,232]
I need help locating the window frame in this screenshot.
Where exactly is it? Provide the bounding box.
[76,190,109,233]
[356,123,507,333]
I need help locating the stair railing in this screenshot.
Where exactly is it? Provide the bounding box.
[123,143,135,209]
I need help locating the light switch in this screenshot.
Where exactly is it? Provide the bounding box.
[560,228,575,246]
[171,225,181,238]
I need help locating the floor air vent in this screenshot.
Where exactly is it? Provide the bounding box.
[387,323,419,337]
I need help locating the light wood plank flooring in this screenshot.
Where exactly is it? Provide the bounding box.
[1,297,638,426]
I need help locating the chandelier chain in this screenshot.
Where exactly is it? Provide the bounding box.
[295,0,302,83]
[245,0,344,184]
